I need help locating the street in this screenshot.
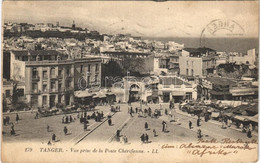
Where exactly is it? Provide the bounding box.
[3,102,257,145]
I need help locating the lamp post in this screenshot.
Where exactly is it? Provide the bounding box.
[140,85,142,110]
[126,71,130,103]
[86,71,90,89]
[105,76,108,90]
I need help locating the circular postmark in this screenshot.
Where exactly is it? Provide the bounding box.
[200,19,245,47]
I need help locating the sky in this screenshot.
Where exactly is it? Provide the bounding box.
[2,1,259,38]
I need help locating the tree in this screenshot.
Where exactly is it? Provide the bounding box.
[2,94,8,112]
[11,82,19,106]
[101,59,123,87]
[121,56,146,76]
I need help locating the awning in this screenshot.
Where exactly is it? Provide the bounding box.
[224,112,233,117]
[211,112,220,118]
[245,114,258,123]
[74,90,93,98]
[93,92,107,98]
[106,92,115,95]
[234,115,249,121]
[172,91,185,96]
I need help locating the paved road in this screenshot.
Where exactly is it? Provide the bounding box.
[2,106,112,143]
[2,103,257,145]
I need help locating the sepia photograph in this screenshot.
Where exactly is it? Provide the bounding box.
[1,1,259,162]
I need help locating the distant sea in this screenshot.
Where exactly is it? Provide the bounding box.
[143,37,259,54]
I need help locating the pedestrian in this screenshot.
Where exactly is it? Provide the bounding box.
[84,123,88,131]
[140,134,145,143]
[197,118,200,127]
[123,135,128,144]
[130,107,134,114]
[52,133,56,142]
[164,122,167,132]
[249,123,253,131]
[64,126,68,135]
[165,109,168,115]
[65,116,69,123]
[70,115,73,122]
[189,121,192,129]
[153,129,157,137]
[162,121,165,132]
[228,119,232,127]
[247,129,252,138]
[197,129,202,138]
[47,140,52,145]
[16,113,19,123]
[145,122,148,130]
[108,118,112,126]
[47,125,50,132]
[116,130,121,137]
[10,124,15,136]
[35,112,39,119]
[145,133,149,143]
[136,107,138,113]
[101,111,104,118]
[130,111,133,117]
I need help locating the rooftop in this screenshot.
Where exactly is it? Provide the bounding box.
[205,77,237,86]
[12,50,62,56]
[103,51,151,56]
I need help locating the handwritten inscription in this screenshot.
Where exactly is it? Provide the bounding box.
[161,138,257,157]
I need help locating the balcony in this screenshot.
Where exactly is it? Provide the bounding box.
[50,75,57,79]
[42,89,48,93]
[57,74,63,79]
[65,87,74,92]
[163,85,170,88]
[32,75,40,81]
[66,73,74,78]
[31,89,40,94]
[42,75,48,80]
[49,89,58,93]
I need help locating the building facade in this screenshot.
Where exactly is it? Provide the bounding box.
[10,50,102,108]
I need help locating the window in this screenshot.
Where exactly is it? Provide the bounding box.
[186,92,192,100]
[191,61,194,67]
[58,69,62,77]
[58,83,62,91]
[66,81,70,88]
[17,89,24,96]
[43,71,47,79]
[87,76,90,84]
[42,83,47,92]
[51,81,55,90]
[95,75,98,82]
[191,69,194,76]
[50,67,55,78]
[32,83,38,92]
[95,64,99,72]
[58,95,62,103]
[67,68,70,75]
[5,90,10,97]
[80,65,84,73]
[42,96,47,105]
[186,69,189,75]
[32,68,38,78]
[88,65,91,72]
[186,61,189,66]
